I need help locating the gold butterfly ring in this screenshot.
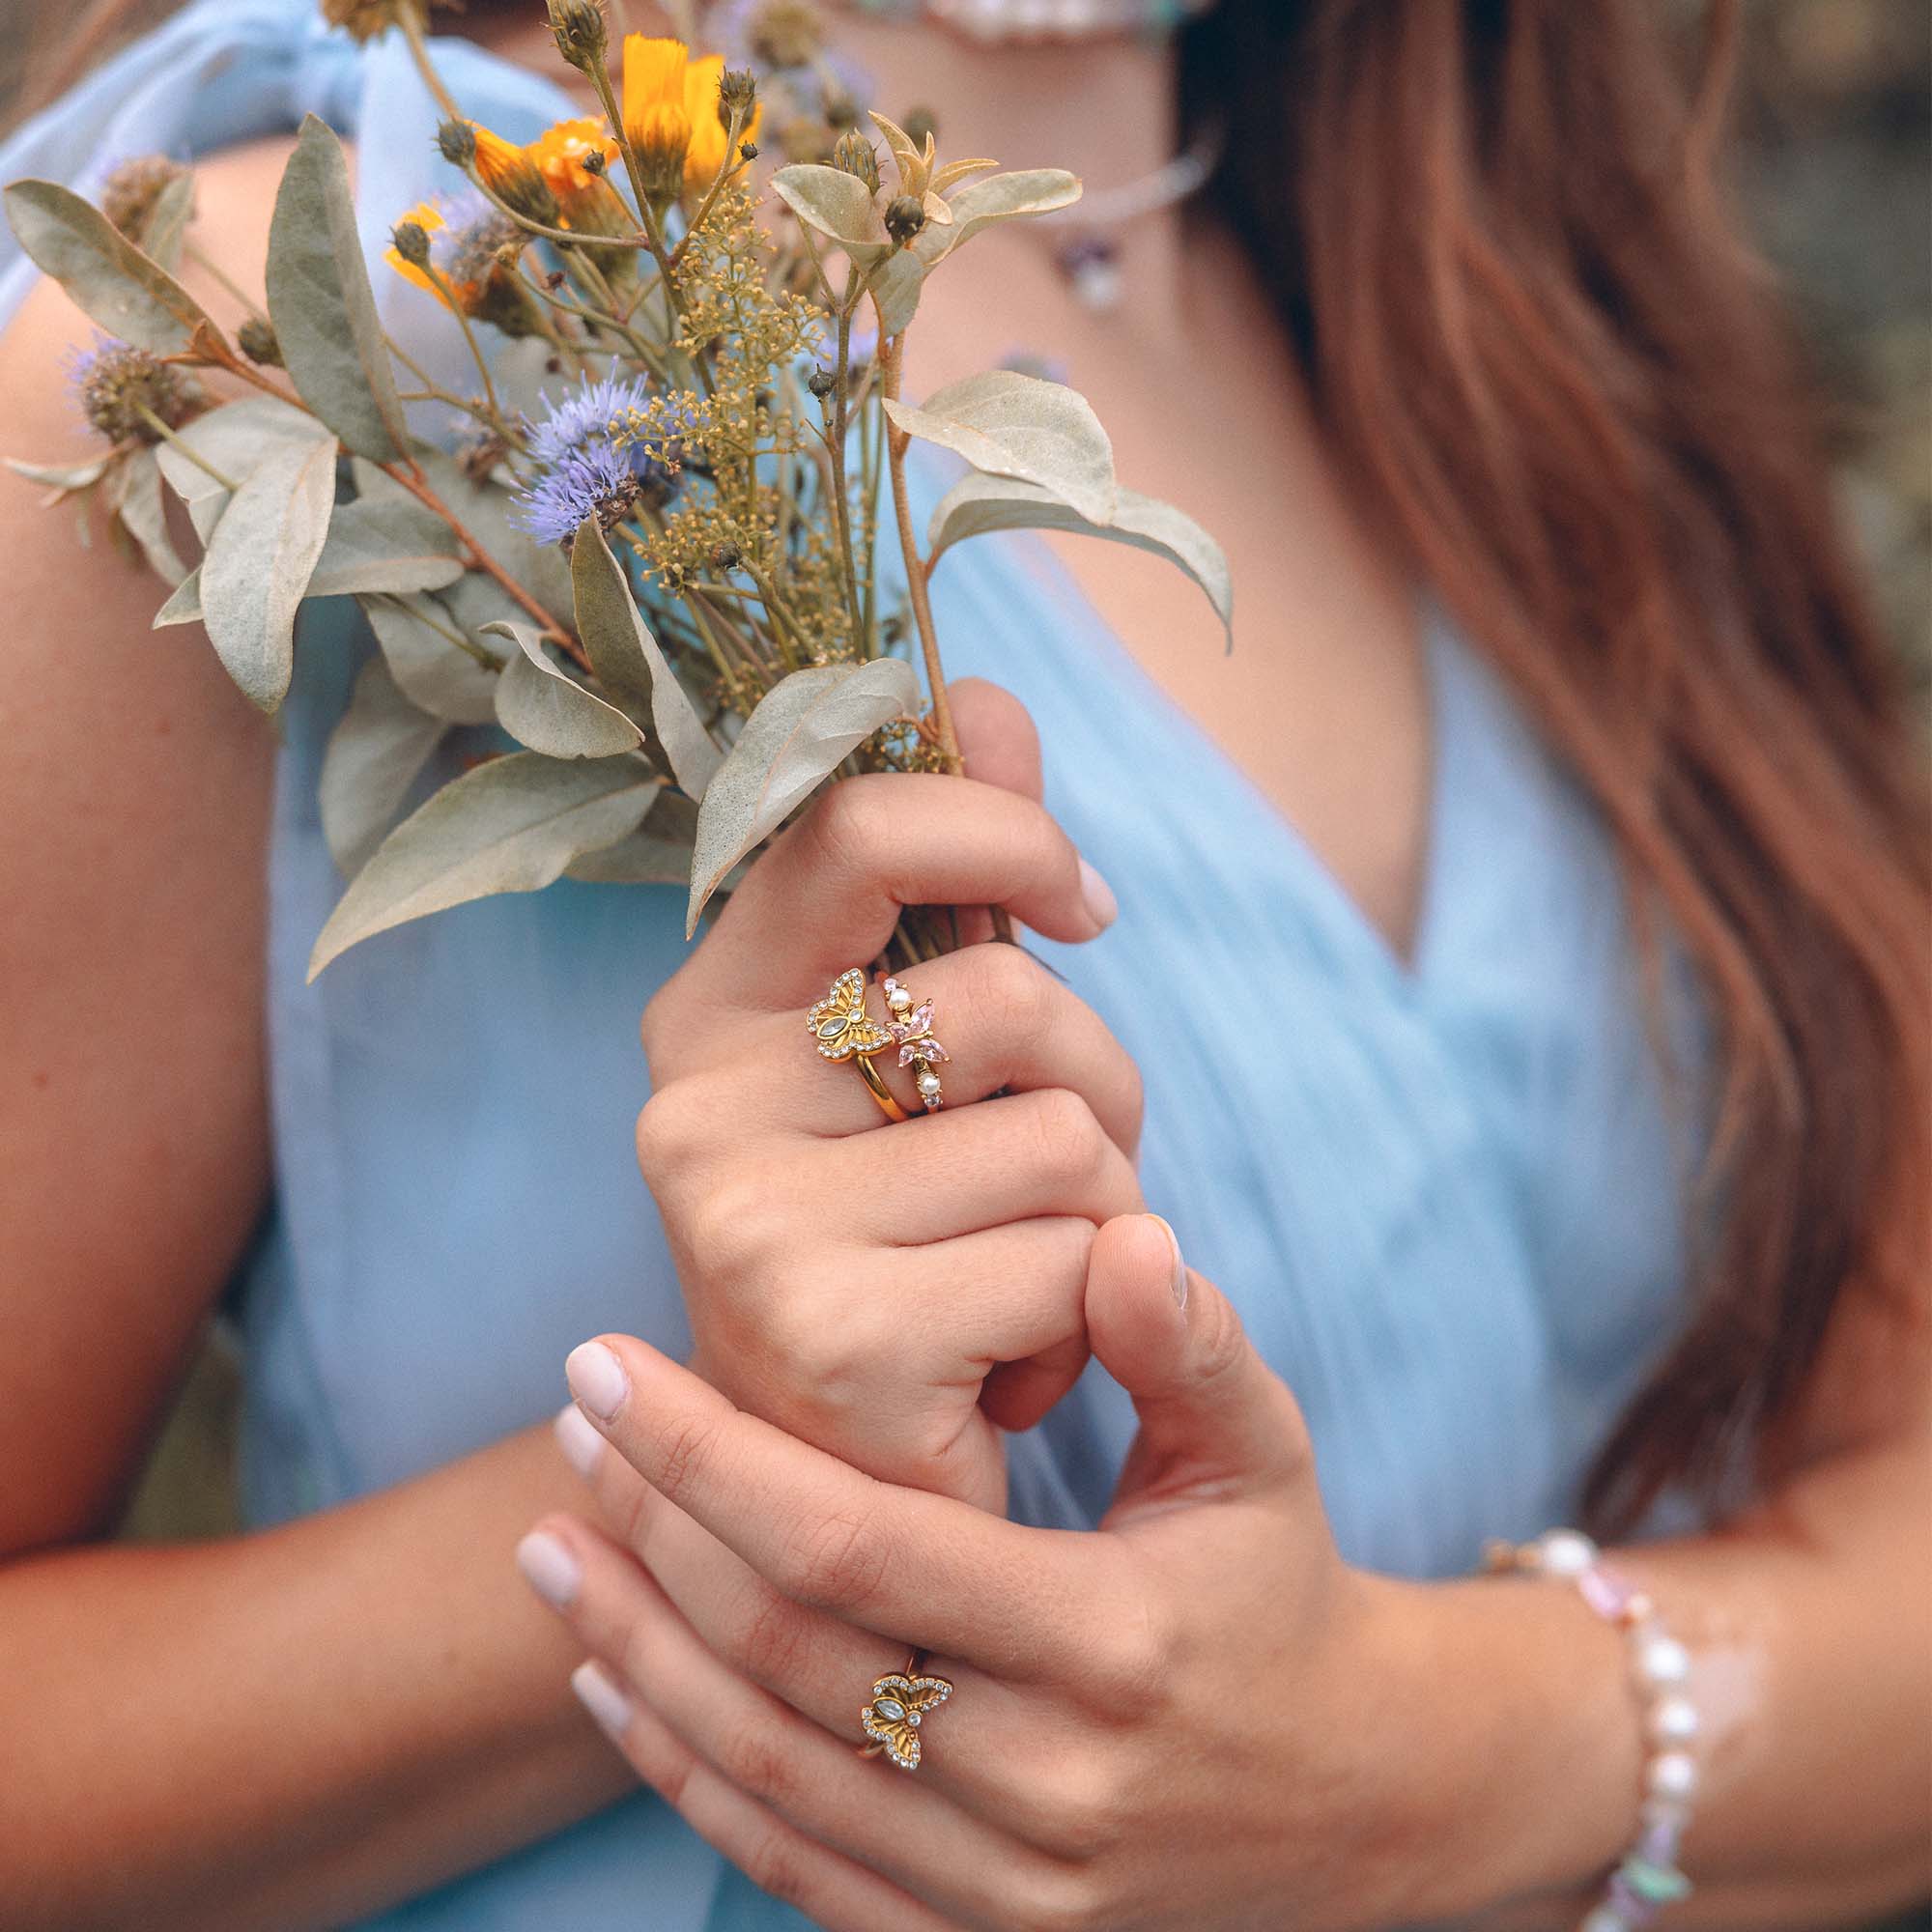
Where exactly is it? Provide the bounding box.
[859,1650,954,1772]
[806,968,911,1123]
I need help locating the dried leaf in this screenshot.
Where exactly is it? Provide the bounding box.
[882,370,1116,526]
[486,619,644,759]
[359,590,501,724]
[141,168,196,272]
[153,566,201,628]
[6,454,113,497]
[306,751,659,979]
[3,179,213,354]
[770,165,890,269]
[112,446,186,585]
[927,472,1233,648]
[572,519,722,798]
[564,787,696,883]
[911,169,1082,265]
[685,658,920,936]
[320,655,449,875]
[153,395,329,541]
[198,432,338,710]
[265,117,410,463]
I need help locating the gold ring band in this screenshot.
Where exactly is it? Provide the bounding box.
[853,1053,910,1123]
[858,1650,952,1772]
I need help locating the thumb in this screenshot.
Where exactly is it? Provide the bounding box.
[1086,1214,1311,1504]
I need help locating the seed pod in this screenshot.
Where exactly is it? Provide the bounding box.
[238,316,283,367]
[883,195,927,247]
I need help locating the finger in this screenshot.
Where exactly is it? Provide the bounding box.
[525,1516,1037,1925]
[791,944,1143,1155]
[566,1660,955,1932]
[832,1088,1144,1245]
[700,775,1119,1009]
[949,678,1043,804]
[563,1332,1128,1679]
[1086,1214,1312,1506]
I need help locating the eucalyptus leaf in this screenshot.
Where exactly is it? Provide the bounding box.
[321,656,449,875]
[572,519,723,798]
[912,169,1081,265]
[867,251,925,338]
[265,116,410,463]
[412,449,573,618]
[198,432,337,710]
[3,179,213,353]
[306,751,660,980]
[141,169,196,272]
[306,494,465,598]
[770,165,890,269]
[882,370,1116,526]
[564,787,696,883]
[359,591,501,724]
[153,395,328,541]
[113,446,187,585]
[485,619,644,759]
[927,472,1233,647]
[685,657,919,937]
[153,566,202,628]
[6,454,112,497]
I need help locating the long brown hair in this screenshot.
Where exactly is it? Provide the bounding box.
[15,1,1928,1536]
[1185,0,1929,1532]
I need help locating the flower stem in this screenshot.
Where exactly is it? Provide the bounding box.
[881,334,958,775]
[134,406,236,490]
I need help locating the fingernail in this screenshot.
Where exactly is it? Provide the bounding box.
[572,1660,635,1740]
[554,1404,605,1481]
[566,1341,628,1421]
[1150,1214,1188,1312]
[1078,856,1119,930]
[516,1529,582,1610]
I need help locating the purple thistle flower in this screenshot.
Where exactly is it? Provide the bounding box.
[525,371,658,469]
[512,440,649,549]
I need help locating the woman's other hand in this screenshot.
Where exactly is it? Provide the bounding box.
[634,680,1144,1513]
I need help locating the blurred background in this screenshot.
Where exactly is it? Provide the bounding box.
[0,3,1926,1916]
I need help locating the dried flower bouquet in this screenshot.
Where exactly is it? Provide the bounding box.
[5,0,1231,979]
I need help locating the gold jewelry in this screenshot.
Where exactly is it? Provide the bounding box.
[859,1650,953,1772]
[881,976,950,1113]
[808,968,909,1123]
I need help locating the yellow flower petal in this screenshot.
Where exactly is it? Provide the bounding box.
[384,200,451,306]
[622,33,688,139]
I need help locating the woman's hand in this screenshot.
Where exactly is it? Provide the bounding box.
[634,681,1144,1512]
[521,1216,1510,1932]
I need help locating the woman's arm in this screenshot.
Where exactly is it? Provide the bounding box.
[0,146,628,1928]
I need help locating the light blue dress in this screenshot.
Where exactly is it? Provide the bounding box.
[1,8,1701,1926]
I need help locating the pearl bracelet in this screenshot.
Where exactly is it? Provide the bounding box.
[1483,1529,1698,1932]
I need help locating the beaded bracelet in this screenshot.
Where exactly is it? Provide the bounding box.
[1483,1529,1698,1932]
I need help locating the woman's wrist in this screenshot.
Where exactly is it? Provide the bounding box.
[1349,1566,1644,1927]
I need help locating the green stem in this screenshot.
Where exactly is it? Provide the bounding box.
[415,261,503,425]
[399,7,464,123]
[135,406,236,489]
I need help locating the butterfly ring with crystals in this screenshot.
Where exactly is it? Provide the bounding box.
[859,1651,954,1772]
[806,968,910,1122]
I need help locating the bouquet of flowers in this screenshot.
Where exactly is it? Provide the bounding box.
[5,0,1230,979]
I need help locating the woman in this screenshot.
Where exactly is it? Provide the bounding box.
[0,1,1924,1928]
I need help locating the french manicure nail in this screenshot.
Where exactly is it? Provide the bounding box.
[572,1660,634,1740]
[554,1403,605,1480]
[1078,856,1119,931]
[566,1340,628,1421]
[515,1529,582,1610]
[1150,1214,1188,1312]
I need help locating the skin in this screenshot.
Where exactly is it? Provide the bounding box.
[0,7,1921,1930]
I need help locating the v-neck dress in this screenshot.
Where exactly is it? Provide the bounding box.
[1,8,1703,1925]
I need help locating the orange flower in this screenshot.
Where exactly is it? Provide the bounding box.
[528,116,621,213]
[467,123,557,223]
[384,200,466,310]
[622,34,693,201]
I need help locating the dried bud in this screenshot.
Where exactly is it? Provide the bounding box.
[99,155,191,243]
[719,68,759,120]
[746,0,823,70]
[831,131,880,196]
[738,140,760,162]
[237,316,283,367]
[883,194,927,247]
[581,144,608,175]
[545,0,608,71]
[806,366,838,400]
[709,541,743,572]
[459,432,510,486]
[436,118,478,168]
[390,217,433,267]
[821,88,860,131]
[322,0,425,45]
[900,106,939,150]
[71,339,203,444]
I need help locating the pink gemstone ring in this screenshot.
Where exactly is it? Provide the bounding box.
[881,976,949,1112]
